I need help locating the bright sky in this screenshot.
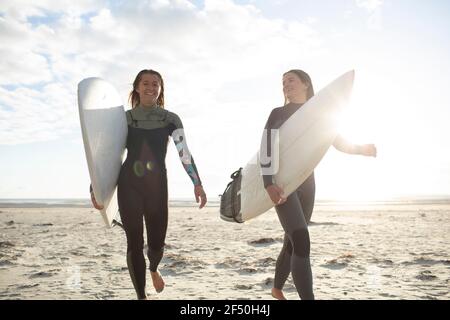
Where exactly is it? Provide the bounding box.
[1,0,449,200]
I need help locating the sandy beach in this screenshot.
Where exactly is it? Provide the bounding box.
[0,200,449,300]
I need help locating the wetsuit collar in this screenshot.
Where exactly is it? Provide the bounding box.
[137,104,159,110]
[285,102,304,108]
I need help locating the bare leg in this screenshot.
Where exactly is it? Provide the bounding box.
[271,287,287,300]
[150,271,165,293]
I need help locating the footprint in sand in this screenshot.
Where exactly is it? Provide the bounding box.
[29,271,55,278]
[248,238,279,246]
[235,284,253,290]
[416,270,437,281]
[321,254,355,270]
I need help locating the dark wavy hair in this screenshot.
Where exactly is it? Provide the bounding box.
[129,69,165,109]
[283,69,314,105]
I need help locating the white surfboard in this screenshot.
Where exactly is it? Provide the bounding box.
[220,70,355,223]
[78,77,127,228]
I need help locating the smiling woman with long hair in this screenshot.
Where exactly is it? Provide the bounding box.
[261,69,377,300]
[91,69,207,299]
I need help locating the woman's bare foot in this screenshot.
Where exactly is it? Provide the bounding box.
[271,287,287,300]
[150,271,165,293]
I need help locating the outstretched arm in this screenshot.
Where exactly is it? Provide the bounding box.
[333,135,377,157]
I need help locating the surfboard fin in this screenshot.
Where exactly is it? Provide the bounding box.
[112,219,124,230]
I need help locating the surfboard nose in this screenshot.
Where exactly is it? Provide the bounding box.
[78,77,123,111]
[342,69,355,84]
[333,70,355,104]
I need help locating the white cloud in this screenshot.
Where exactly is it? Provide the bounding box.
[0,15,53,85]
[0,0,105,21]
[0,0,323,146]
[89,8,114,30]
[0,83,78,145]
[355,0,384,30]
[355,0,383,12]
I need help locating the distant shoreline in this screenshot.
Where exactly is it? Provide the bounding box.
[1,197,449,208]
[0,199,220,208]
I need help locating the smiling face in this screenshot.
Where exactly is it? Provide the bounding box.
[283,72,309,104]
[136,73,162,107]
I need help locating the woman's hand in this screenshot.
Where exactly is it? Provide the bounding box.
[194,185,207,209]
[90,191,104,210]
[359,144,377,157]
[265,184,287,206]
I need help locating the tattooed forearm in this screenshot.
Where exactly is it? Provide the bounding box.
[172,128,202,186]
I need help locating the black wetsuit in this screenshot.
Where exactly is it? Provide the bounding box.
[261,102,315,300]
[117,105,201,299]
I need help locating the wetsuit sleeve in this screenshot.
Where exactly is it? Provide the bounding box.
[260,110,276,188]
[125,110,133,126]
[168,113,202,186]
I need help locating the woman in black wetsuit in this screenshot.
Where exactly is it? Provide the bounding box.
[261,70,376,300]
[91,69,207,299]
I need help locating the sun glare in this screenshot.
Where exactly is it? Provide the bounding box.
[337,80,378,145]
[320,74,394,201]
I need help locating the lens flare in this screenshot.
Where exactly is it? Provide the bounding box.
[133,161,145,177]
